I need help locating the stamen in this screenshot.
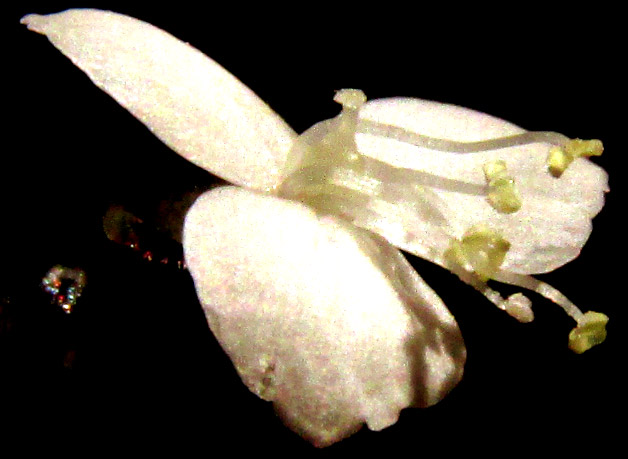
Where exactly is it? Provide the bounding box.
[492,272,608,353]
[447,240,607,349]
[280,89,608,353]
[495,273,584,322]
[547,139,604,178]
[442,245,534,323]
[359,119,604,182]
[483,160,522,214]
[358,119,571,153]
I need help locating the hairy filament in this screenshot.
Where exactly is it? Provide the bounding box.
[441,257,534,322]
[358,119,571,153]
[362,154,487,195]
[494,272,584,322]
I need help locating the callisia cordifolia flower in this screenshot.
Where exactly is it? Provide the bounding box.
[22,9,609,446]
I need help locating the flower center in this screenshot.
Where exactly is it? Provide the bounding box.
[277,90,608,353]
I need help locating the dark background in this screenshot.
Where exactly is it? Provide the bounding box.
[3,3,621,455]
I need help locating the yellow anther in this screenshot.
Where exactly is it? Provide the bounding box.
[483,160,522,214]
[547,139,603,178]
[568,311,609,354]
[443,239,467,272]
[547,147,571,178]
[483,160,509,179]
[457,225,511,281]
[565,138,604,158]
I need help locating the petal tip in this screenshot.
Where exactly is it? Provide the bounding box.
[20,14,46,32]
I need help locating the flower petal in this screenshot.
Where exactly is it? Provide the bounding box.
[357,97,608,274]
[183,186,465,447]
[21,9,296,191]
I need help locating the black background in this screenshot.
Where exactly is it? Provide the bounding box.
[3,3,622,455]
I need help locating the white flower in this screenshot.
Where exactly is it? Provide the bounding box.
[21,9,609,447]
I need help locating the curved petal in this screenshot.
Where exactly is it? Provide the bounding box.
[21,9,296,191]
[183,186,465,447]
[357,97,608,274]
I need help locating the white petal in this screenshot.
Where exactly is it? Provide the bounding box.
[183,186,465,447]
[357,98,608,274]
[21,9,296,191]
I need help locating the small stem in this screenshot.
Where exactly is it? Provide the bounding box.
[358,119,570,153]
[361,154,487,196]
[494,272,585,323]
